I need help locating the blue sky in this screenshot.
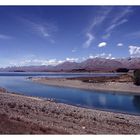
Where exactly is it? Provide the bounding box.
[0,6,140,67]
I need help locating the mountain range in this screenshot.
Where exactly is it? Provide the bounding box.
[0,57,140,72]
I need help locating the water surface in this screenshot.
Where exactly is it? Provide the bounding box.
[0,72,139,115]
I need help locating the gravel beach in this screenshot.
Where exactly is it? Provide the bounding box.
[0,91,140,134]
[32,77,140,95]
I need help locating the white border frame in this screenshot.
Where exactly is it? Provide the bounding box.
[0,0,140,5]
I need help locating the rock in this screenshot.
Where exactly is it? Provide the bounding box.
[82,126,86,129]
[0,87,7,93]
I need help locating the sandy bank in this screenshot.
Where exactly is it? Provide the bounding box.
[32,77,140,95]
[0,91,140,134]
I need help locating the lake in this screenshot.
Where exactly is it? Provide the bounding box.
[0,72,140,115]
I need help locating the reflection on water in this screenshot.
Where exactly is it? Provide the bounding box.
[133,96,140,111]
[98,95,107,106]
[0,72,120,78]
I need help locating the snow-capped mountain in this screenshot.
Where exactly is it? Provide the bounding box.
[80,58,124,71]
[0,57,140,72]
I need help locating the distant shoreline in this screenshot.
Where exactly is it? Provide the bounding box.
[32,75,140,95]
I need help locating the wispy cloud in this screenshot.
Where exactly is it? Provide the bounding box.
[36,25,50,37]
[105,19,128,33]
[72,48,77,53]
[103,19,128,39]
[83,7,132,47]
[125,31,140,39]
[83,7,112,48]
[111,7,132,24]
[98,42,107,48]
[20,18,57,43]
[0,34,12,40]
[83,33,94,48]
[103,7,132,39]
[87,7,112,33]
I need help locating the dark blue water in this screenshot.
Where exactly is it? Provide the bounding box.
[0,72,140,115]
[0,72,119,78]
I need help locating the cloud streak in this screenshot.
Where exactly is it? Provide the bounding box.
[125,31,140,39]
[83,33,94,48]
[72,48,77,52]
[87,7,112,33]
[20,18,57,43]
[83,7,112,48]
[111,7,132,24]
[0,34,12,40]
[83,7,132,48]
[103,7,132,39]
[105,19,128,33]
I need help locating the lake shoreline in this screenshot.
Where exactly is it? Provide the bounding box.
[0,90,140,134]
[32,76,140,95]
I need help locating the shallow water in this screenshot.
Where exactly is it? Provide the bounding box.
[0,72,140,115]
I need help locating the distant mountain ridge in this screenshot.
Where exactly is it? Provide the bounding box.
[0,57,140,72]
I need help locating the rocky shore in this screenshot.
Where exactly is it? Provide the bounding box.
[0,90,140,134]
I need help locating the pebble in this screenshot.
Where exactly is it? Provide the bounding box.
[82,126,86,129]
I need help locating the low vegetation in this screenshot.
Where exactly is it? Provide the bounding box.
[133,69,140,86]
[116,68,129,73]
[67,74,133,83]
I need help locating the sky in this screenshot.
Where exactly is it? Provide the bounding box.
[0,6,140,67]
